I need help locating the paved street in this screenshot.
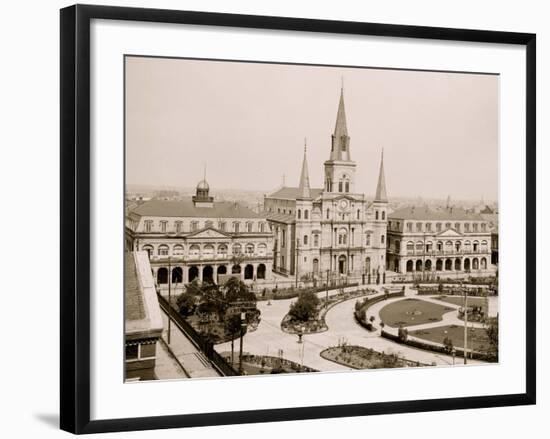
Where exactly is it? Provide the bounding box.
[215,286,485,371]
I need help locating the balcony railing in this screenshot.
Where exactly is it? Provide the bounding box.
[387,248,489,257]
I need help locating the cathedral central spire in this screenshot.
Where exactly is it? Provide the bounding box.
[298,139,311,199]
[330,85,351,161]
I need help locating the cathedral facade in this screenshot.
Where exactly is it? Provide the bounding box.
[264,88,388,284]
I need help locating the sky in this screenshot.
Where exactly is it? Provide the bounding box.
[125,56,498,201]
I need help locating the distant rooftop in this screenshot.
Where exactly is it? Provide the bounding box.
[389,206,485,221]
[130,199,263,219]
[267,186,323,200]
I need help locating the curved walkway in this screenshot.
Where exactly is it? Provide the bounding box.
[215,285,484,370]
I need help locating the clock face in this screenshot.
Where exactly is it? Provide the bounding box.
[339,199,349,211]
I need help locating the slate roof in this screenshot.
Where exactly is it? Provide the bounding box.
[125,252,145,321]
[265,212,296,224]
[389,206,485,221]
[267,186,323,200]
[130,199,263,219]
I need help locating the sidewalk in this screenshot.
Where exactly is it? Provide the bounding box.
[161,311,221,378]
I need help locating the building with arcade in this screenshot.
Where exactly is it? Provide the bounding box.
[386,206,496,280]
[125,179,273,291]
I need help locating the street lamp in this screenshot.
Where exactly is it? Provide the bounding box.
[238,311,246,374]
[297,324,305,344]
[451,347,456,365]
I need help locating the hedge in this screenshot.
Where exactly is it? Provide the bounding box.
[380,330,497,362]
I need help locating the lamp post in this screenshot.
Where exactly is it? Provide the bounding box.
[295,239,299,289]
[462,282,468,365]
[238,311,246,375]
[297,324,304,344]
[167,257,172,344]
[452,347,456,365]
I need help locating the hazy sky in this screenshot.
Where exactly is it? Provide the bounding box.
[125,56,498,201]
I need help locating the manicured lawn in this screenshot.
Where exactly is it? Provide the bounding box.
[431,295,486,308]
[379,298,454,328]
[410,324,492,352]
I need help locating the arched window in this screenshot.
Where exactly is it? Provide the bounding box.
[481,240,488,252]
[382,211,385,220]
[394,240,401,252]
[257,264,266,279]
[375,211,379,220]
[473,240,480,252]
[257,243,267,256]
[303,235,308,245]
[173,244,184,256]
[338,181,343,192]
[259,222,265,233]
[313,234,319,247]
[345,181,349,193]
[338,229,348,245]
[407,241,414,253]
[189,244,200,258]
[304,210,309,220]
[232,243,242,255]
[217,244,228,257]
[157,268,168,284]
[464,240,472,252]
[172,267,183,283]
[426,241,433,252]
[455,241,461,252]
[437,241,443,252]
[245,243,254,255]
[158,244,169,256]
[381,235,385,245]
[480,257,487,269]
[297,209,301,219]
[416,241,423,253]
[357,209,360,220]
[203,244,214,258]
[142,245,153,258]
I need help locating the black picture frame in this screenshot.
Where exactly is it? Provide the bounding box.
[60,4,536,434]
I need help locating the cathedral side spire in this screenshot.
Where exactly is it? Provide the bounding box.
[374,149,388,202]
[298,139,311,199]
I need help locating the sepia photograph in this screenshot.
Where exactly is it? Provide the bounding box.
[124,55,499,382]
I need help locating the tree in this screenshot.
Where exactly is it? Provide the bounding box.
[177,293,196,316]
[486,317,499,358]
[224,277,256,303]
[288,291,320,322]
[224,313,242,366]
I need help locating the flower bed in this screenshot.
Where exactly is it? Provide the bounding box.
[219,353,318,375]
[281,289,375,334]
[320,345,425,369]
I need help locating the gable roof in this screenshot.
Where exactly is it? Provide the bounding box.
[130,199,263,219]
[389,206,485,221]
[267,186,323,200]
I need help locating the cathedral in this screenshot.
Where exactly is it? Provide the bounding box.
[264,87,388,284]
